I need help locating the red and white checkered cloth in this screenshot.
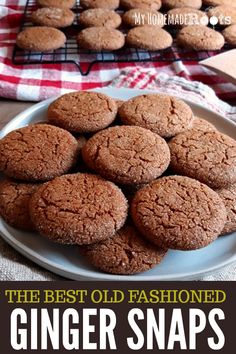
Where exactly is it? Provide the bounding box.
[0,0,236,105]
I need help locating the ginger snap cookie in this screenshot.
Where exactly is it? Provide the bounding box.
[222,24,236,46]
[48,91,117,133]
[77,26,125,50]
[207,6,236,26]
[0,179,39,231]
[169,130,236,189]
[119,94,194,138]
[162,0,202,9]
[82,125,170,185]
[30,173,128,245]
[203,0,236,7]
[120,0,162,10]
[123,9,165,27]
[37,0,76,8]
[131,176,227,250]
[177,25,225,50]
[126,26,173,50]
[191,117,217,132]
[80,0,120,10]
[81,223,167,275]
[16,27,66,51]
[79,9,122,28]
[216,184,236,235]
[167,7,209,27]
[31,7,75,28]
[0,124,79,182]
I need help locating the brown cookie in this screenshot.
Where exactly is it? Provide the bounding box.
[191,117,217,132]
[203,0,236,6]
[162,0,202,9]
[77,26,125,50]
[0,179,39,231]
[222,24,236,46]
[48,91,117,133]
[119,94,194,138]
[16,27,66,52]
[167,7,209,27]
[82,125,170,185]
[81,223,167,275]
[207,6,236,26]
[121,0,162,10]
[126,25,173,50]
[177,25,225,50]
[115,99,125,108]
[31,7,75,28]
[168,130,236,189]
[123,9,165,27]
[30,173,128,245]
[79,9,122,28]
[80,0,120,10]
[217,184,236,235]
[131,176,227,250]
[0,124,79,182]
[37,0,76,8]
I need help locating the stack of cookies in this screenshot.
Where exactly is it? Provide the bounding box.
[15,0,236,55]
[1,90,236,276]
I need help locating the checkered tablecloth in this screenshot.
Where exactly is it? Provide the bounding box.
[1,0,236,102]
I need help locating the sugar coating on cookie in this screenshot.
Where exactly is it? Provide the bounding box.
[31,7,75,28]
[191,117,217,132]
[48,91,117,133]
[79,9,122,28]
[37,0,76,8]
[0,179,39,231]
[16,26,66,52]
[216,184,236,235]
[77,26,125,50]
[80,0,120,10]
[207,5,236,26]
[177,25,225,50]
[123,9,165,27]
[82,125,170,185]
[222,24,236,46]
[81,224,167,275]
[0,124,79,182]
[131,176,227,250]
[167,7,209,27]
[121,0,162,10]
[162,0,202,9]
[30,173,128,245]
[126,26,173,50]
[203,0,236,6]
[169,130,236,189]
[119,94,193,138]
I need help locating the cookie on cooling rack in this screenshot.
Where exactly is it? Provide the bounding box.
[79,9,122,28]
[80,0,120,10]
[77,27,125,50]
[31,7,75,28]
[37,0,76,8]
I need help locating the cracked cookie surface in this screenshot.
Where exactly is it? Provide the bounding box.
[30,173,128,245]
[81,223,167,274]
[37,0,76,8]
[80,0,120,9]
[177,25,225,50]
[121,0,162,10]
[131,176,227,250]
[123,9,164,27]
[31,7,75,28]
[0,124,79,181]
[169,130,236,189]
[0,179,39,231]
[77,27,125,51]
[217,184,236,235]
[82,125,170,185]
[162,0,202,9]
[119,94,193,138]
[79,9,122,28]
[48,91,118,133]
[191,117,217,132]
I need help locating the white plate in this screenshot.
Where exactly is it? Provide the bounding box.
[0,88,236,281]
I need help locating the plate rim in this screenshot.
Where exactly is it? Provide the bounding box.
[1,87,236,281]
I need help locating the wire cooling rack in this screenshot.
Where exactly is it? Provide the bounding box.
[12,0,230,76]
